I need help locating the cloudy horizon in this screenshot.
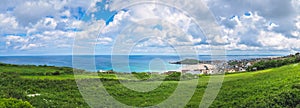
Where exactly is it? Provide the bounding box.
[0,0,299,56]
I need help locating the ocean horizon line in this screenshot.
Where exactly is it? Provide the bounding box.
[0,54,285,57]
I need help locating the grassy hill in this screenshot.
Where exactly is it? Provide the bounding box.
[210,63,300,107]
[0,63,299,107]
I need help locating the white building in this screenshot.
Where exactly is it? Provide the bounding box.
[181,64,215,74]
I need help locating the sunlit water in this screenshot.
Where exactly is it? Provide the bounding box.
[0,55,280,72]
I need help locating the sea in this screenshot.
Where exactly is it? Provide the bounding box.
[0,55,281,72]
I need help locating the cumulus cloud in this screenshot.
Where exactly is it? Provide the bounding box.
[101,4,204,49]
[258,31,300,50]
[208,0,299,37]
[0,14,23,34]
[0,0,106,52]
[0,0,299,55]
[217,10,300,52]
[13,1,58,26]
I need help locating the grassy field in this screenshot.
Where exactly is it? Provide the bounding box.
[0,63,74,75]
[0,63,300,107]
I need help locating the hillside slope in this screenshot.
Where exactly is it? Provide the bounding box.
[207,63,300,107]
[0,63,299,107]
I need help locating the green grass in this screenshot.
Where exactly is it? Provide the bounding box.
[21,75,95,80]
[0,64,73,75]
[210,63,300,107]
[0,98,33,108]
[0,63,300,107]
[21,74,118,80]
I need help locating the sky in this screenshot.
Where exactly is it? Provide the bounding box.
[0,0,299,56]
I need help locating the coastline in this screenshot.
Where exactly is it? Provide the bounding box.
[1,56,300,107]
[0,55,282,73]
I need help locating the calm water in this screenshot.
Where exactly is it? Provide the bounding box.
[0,55,280,72]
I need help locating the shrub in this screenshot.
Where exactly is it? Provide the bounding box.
[0,98,33,108]
[164,72,181,81]
[0,72,20,80]
[182,73,196,80]
[292,83,300,90]
[132,72,151,80]
[52,71,60,75]
[271,90,300,107]
[248,55,300,72]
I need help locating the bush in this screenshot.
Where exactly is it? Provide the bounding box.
[0,72,20,80]
[248,55,300,71]
[0,98,33,108]
[270,90,300,107]
[292,84,300,90]
[52,71,60,75]
[182,73,197,80]
[164,72,181,81]
[132,72,150,80]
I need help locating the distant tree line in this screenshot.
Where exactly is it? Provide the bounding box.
[0,63,74,76]
[247,53,300,71]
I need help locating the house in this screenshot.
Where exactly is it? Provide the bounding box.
[150,72,160,75]
[227,69,236,73]
[239,67,246,72]
[187,70,202,74]
[252,67,258,71]
[164,71,178,75]
[245,62,252,68]
[181,64,215,75]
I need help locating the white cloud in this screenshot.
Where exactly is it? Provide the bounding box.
[267,23,279,31]
[0,14,18,28]
[6,36,28,43]
[31,18,58,32]
[215,10,300,52]
[101,4,205,49]
[258,31,287,48]
[93,1,300,54]
[0,14,23,34]
[295,16,300,29]
[13,1,58,26]
[0,0,108,54]
[258,31,300,50]
[6,35,31,50]
[220,12,267,47]
[1,0,299,55]
[290,16,300,37]
[291,31,300,37]
[19,44,40,50]
[102,10,131,34]
[292,0,300,11]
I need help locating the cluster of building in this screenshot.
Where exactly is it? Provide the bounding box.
[225,55,292,73]
[164,56,285,75]
[100,53,300,75]
[181,64,215,74]
[161,63,216,75]
[163,61,251,75]
[226,61,253,73]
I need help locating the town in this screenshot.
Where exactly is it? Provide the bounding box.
[164,53,300,75]
[97,53,300,75]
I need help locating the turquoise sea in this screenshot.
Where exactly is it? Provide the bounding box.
[0,55,281,72]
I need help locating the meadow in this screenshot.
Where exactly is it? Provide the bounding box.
[0,63,299,107]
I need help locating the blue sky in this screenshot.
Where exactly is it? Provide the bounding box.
[0,0,299,56]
